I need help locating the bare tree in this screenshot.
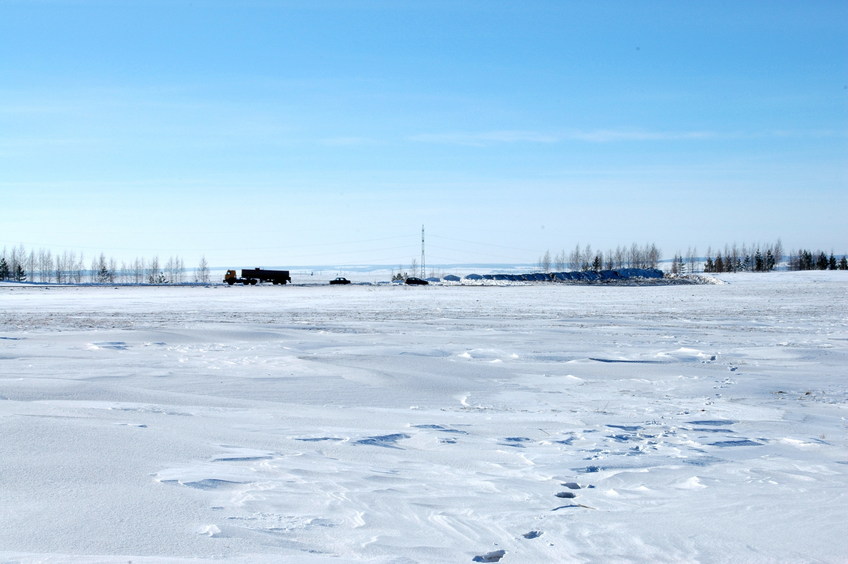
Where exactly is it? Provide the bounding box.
[686,246,698,274]
[131,258,143,284]
[628,242,640,268]
[148,256,162,284]
[9,245,21,280]
[74,253,85,283]
[646,243,659,269]
[37,249,49,282]
[164,256,184,284]
[568,243,581,271]
[773,238,784,270]
[539,250,552,273]
[26,248,36,283]
[580,244,594,271]
[554,249,567,271]
[613,245,625,269]
[196,255,210,284]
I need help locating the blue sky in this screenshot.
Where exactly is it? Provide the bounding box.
[2,0,846,268]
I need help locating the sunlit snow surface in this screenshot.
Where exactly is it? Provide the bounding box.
[1,272,846,563]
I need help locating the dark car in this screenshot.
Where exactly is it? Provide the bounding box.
[404,277,429,285]
[330,277,351,285]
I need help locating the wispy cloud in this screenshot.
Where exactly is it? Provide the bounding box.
[409,130,560,147]
[319,136,378,147]
[410,127,848,146]
[407,128,723,146]
[564,129,718,142]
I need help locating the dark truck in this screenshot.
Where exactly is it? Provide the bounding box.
[224,268,292,285]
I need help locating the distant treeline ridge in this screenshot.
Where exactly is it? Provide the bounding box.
[538,239,847,274]
[0,244,211,284]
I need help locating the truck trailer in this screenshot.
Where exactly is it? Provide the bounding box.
[224,268,292,285]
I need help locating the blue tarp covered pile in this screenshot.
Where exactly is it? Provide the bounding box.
[464,268,663,283]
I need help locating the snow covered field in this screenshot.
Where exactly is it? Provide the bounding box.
[1,272,846,563]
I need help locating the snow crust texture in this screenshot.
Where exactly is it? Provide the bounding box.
[1,271,846,563]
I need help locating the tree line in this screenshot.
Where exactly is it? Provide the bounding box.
[701,240,784,273]
[536,239,847,275]
[0,244,212,284]
[537,242,661,273]
[787,249,848,271]
[701,240,847,272]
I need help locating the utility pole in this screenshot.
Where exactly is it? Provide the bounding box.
[421,225,425,278]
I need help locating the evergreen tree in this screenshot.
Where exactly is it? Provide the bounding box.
[754,249,764,272]
[798,250,812,270]
[14,263,26,282]
[816,252,828,270]
[839,256,848,270]
[0,257,8,280]
[592,254,602,272]
[96,253,112,283]
[671,253,686,274]
[828,253,837,270]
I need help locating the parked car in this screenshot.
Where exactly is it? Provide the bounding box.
[404,277,429,285]
[330,277,351,285]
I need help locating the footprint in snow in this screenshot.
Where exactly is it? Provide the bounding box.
[473,549,505,562]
